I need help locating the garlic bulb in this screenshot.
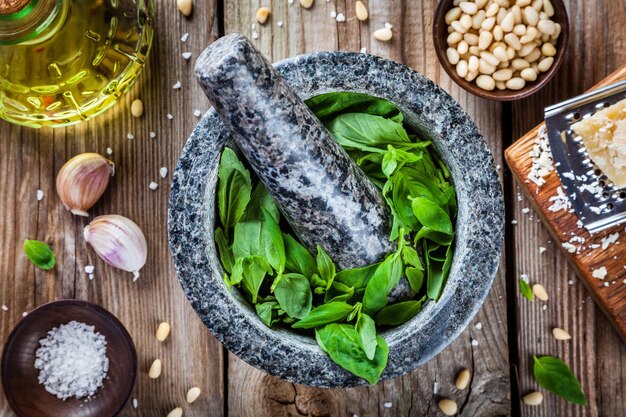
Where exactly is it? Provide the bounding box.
[56,153,114,217]
[84,215,147,280]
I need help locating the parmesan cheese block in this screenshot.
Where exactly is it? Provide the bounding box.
[572,98,626,188]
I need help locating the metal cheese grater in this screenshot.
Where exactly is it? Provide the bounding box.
[544,79,626,234]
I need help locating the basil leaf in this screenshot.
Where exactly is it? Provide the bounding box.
[274,273,312,319]
[232,184,279,259]
[335,262,379,291]
[292,302,354,329]
[411,197,453,235]
[240,256,270,304]
[23,239,55,270]
[284,234,316,277]
[355,313,377,360]
[326,113,412,153]
[363,253,403,313]
[315,323,389,385]
[425,243,453,301]
[401,245,422,270]
[305,92,403,123]
[255,301,279,327]
[519,279,534,301]
[324,281,355,303]
[217,148,252,231]
[533,355,587,405]
[405,267,424,293]
[262,208,286,273]
[376,298,425,326]
[316,245,336,290]
[214,227,234,273]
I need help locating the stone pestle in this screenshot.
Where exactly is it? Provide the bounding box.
[194,33,394,269]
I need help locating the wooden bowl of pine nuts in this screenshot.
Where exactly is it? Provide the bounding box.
[433,0,569,101]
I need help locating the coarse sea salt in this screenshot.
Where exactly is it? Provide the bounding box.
[34,321,108,400]
[36,190,44,201]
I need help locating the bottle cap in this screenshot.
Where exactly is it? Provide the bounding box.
[0,0,29,15]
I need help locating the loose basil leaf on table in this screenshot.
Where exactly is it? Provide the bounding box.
[274,273,313,319]
[315,323,389,385]
[292,302,355,329]
[519,279,534,301]
[23,239,55,270]
[533,355,587,405]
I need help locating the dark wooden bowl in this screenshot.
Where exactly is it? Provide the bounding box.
[433,0,569,101]
[1,300,137,417]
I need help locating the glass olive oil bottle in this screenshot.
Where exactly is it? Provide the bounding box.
[0,0,154,128]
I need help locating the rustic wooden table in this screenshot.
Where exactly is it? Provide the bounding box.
[0,1,624,416]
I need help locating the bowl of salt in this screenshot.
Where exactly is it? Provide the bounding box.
[1,300,136,417]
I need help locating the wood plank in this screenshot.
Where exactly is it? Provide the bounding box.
[507,1,626,416]
[0,1,224,416]
[223,1,510,416]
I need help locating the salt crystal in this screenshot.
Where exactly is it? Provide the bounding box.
[288,0,293,4]
[592,266,607,280]
[383,402,392,408]
[252,31,258,40]
[360,47,367,54]
[167,113,173,120]
[22,311,28,317]
[511,220,518,224]
[433,381,440,394]
[149,182,159,191]
[330,10,336,18]
[1,305,7,311]
[539,247,547,254]
[150,132,157,139]
[36,190,44,201]
[193,109,202,117]
[336,13,346,22]
[520,273,529,283]
[385,22,393,29]
[127,133,135,140]
[542,305,547,310]
[106,147,113,155]
[85,265,95,274]
[568,280,575,285]
[604,282,609,287]
[181,33,189,42]
[182,52,192,60]
[475,322,482,330]
[522,208,530,214]
[471,339,479,346]
[251,23,256,30]
[133,398,138,409]
[277,21,284,27]
[173,81,182,90]
[160,167,168,178]
[34,321,108,400]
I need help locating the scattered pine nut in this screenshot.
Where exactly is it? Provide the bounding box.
[186,387,202,403]
[355,1,368,21]
[455,368,471,390]
[552,327,572,340]
[131,99,143,118]
[177,0,192,16]
[373,27,393,41]
[299,0,314,9]
[438,398,458,416]
[148,358,162,379]
[532,283,549,301]
[167,407,183,417]
[256,7,270,25]
[156,322,171,342]
[523,391,543,406]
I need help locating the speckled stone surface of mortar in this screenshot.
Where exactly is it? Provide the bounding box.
[168,51,505,387]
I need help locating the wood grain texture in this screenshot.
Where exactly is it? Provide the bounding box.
[224,1,511,416]
[507,1,626,416]
[0,1,224,416]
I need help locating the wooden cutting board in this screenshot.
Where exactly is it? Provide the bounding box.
[505,64,626,343]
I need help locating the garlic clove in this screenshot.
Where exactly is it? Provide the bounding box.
[84,215,147,280]
[56,153,114,217]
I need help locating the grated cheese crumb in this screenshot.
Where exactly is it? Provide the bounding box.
[475,322,482,330]
[562,242,576,253]
[548,186,572,213]
[592,266,607,280]
[252,31,258,39]
[522,207,530,214]
[360,47,367,54]
[601,233,619,250]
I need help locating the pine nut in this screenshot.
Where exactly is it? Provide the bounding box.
[506,77,526,90]
[455,368,471,389]
[493,68,513,81]
[500,11,515,32]
[493,25,504,41]
[517,0,531,6]
[439,399,458,416]
[472,10,486,29]
[148,359,162,379]
[464,33,479,46]
[156,322,171,342]
[469,46,481,56]
[541,42,556,56]
[447,48,460,65]
[459,2,478,15]
[552,327,572,340]
[523,6,539,25]
[537,19,555,35]
[167,408,183,417]
[479,59,496,74]
[532,0,542,11]
[186,386,202,403]
[177,0,192,16]
[525,48,542,62]
[518,43,536,57]
[457,40,469,54]
[476,0,489,8]
[476,75,496,90]
[256,7,270,24]
[496,7,507,24]
[373,27,393,41]
[506,46,516,59]
[465,70,478,82]
[512,58,530,70]
[486,3,499,17]
[481,16,496,30]
[520,67,538,81]
[456,60,469,77]
[520,26,538,43]
[355,1,368,21]
[523,391,544,406]
[504,33,522,50]
[498,0,511,7]
[460,14,472,30]
[552,23,561,39]
[478,31,493,49]
[512,5,522,24]
[532,283,549,301]
[537,56,554,72]
[493,46,509,62]
[131,99,143,118]
[481,51,500,66]
[513,24,526,36]
[451,21,467,35]
[468,55,480,71]
[299,0,314,9]
[446,7,462,24]
[496,80,507,90]
[448,31,463,45]
[543,0,554,17]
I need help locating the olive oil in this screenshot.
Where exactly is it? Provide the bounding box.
[0,0,154,128]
